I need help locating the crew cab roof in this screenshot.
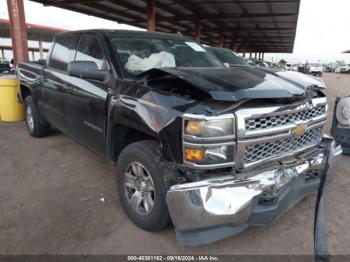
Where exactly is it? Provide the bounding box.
[55,29,192,41]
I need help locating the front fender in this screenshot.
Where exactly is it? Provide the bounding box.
[106,86,214,163]
[106,91,182,162]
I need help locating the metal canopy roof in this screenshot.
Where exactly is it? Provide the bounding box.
[31,0,300,53]
[0,18,66,42]
[0,44,49,52]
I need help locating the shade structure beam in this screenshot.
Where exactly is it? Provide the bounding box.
[7,0,29,64]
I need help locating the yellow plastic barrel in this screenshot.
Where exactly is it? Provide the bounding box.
[0,75,24,122]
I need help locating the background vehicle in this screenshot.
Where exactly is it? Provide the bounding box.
[308,63,323,76]
[244,57,255,65]
[284,63,298,71]
[324,66,335,72]
[252,59,270,68]
[336,65,350,73]
[205,46,248,67]
[297,63,307,73]
[205,46,272,69]
[332,96,350,154]
[17,30,340,246]
[0,61,11,74]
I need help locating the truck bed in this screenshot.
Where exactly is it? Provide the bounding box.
[17,61,44,88]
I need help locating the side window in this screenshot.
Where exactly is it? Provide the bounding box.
[49,36,77,72]
[75,36,107,70]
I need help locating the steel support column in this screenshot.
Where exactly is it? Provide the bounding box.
[262,53,265,60]
[7,0,29,64]
[1,48,5,61]
[38,37,44,59]
[194,22,201,43]
[146,0,155,31]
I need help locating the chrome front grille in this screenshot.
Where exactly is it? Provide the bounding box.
[245,105,326,132]
[244,127,323,164]
[235,98,327,169]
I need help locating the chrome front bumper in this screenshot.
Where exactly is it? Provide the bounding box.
[166,138,342,246]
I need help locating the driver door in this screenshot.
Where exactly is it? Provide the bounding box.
[64,34,109,156]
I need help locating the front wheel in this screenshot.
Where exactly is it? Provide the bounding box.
[116,140,171,232]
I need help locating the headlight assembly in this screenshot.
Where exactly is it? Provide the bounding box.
[184,144,235,166]
[184,114,235,138]
[182,114,236,169]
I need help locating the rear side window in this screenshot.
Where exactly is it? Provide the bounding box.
[49,36,77,72]
[75,35,107,70]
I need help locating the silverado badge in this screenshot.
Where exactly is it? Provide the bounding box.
[291,124,306,136]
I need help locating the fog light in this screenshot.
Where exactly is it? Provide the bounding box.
[185,148,205,162]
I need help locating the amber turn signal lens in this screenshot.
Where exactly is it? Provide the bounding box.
[185,120,205,135]
[185,148,205,162]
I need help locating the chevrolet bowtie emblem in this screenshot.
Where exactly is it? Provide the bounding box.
[291,124,306,136]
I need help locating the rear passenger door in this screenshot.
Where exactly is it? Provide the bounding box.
[64,34,109,156]
[40,35,78,130]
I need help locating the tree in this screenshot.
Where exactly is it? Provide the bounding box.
[335,60,346,67]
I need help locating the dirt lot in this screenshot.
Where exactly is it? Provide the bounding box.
[0,73,349,255]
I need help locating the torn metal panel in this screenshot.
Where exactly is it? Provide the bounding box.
[166,138,341,247]
[107,81,216,162]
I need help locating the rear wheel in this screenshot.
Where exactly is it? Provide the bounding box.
[116,140,171,231]
[24,96,50,137]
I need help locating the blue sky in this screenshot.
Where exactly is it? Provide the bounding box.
[1,0,350,63]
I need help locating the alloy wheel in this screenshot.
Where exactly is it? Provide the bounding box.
[124,162,155,216]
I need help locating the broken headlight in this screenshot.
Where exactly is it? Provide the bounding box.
[184,114,235,138]
[182,114,235,168]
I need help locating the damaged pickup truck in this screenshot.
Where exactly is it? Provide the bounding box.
[17,30,342,246]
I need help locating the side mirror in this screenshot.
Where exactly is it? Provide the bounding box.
[68,61,108,81]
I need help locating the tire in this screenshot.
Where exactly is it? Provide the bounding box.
[24,96,50,137]
[116,140,171,232]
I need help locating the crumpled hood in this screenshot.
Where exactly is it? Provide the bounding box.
[137,66,325,102]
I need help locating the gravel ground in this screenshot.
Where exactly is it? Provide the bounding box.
[0,73,349,255]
